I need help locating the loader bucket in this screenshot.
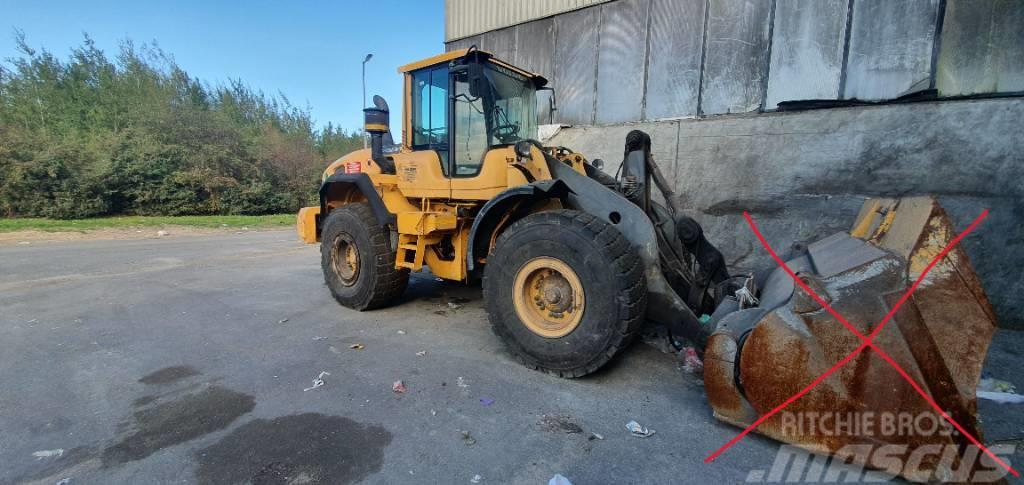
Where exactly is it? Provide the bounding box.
[704,197,998,482]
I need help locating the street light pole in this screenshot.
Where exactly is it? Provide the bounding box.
[362,53,373,149]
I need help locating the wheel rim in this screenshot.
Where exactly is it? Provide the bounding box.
[512,257,585,338]
[331,233,360,286]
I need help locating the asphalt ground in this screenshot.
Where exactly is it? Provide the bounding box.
[1,231,1020,484]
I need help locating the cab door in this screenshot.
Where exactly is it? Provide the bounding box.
[448,65,512,200]
[398,64,451,199]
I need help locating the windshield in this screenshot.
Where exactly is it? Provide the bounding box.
[451,61,537,176]
[483,63,537,145]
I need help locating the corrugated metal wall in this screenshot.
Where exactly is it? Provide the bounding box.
[446,0,614,41]
[446,0,1024,126]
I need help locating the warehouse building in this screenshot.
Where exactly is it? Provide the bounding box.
[444,0,1024,328]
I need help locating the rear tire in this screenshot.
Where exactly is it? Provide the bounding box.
[483,210,647,377]
[321,203,408,310]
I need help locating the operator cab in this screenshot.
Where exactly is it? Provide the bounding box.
[399,48,548,178]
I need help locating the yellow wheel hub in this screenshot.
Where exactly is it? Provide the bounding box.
[512,257,585,338]
[331,234,360,286]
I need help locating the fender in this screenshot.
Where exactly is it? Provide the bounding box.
[466,179,569,272]
[319,173,395,229]
[544,153,706,343]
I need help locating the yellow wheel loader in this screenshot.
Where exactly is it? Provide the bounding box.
[297,48,999,481]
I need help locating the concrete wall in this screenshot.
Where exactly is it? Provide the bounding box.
[548,97,1024,329]
[447,0,1024,123]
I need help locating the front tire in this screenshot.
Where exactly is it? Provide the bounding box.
[483,210,647,377]
[320,203,408,310]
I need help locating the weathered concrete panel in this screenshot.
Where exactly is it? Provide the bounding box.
[553,7,600,124]
[481,26,517,64]
[644,0,706,120]
[936,0,1024,96]
[844,0,941,100]
[701,0,774,115]
[515,19,557,124]
[445,36,481,52]
[513,19,555,77]
[765,0,849,109]
[595,0,650,124]
[549,98,1024,329]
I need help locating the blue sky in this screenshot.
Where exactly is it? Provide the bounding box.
[0,0,445,133]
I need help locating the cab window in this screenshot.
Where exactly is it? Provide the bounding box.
[411,66,449,154]
[452,75,488,176]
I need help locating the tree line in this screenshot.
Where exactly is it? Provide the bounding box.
[0,32,362,218]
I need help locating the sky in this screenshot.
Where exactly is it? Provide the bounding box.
[0,0,446,134]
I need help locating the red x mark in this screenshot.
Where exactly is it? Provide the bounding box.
[703,209,1018,478]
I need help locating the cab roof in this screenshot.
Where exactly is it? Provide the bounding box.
[397,48,548,87]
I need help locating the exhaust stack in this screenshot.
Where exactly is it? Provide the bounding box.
[363,95,390,164]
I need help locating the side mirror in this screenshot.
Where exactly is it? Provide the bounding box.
[591,158,604,170]
[467,63,486,99]
[539,86,557,124]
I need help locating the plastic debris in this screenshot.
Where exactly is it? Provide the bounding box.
[479,397,495,406]
[626,420,655,438]
[681,347,704,374]
[431,409,437,416]
[156,230,169,237]
[978,391,1024,404]
[277,318,289,324]
[396,330,406,335]
[460,430,476,446]
[447,302,462,310]
[549,474,572,485]
[416,351,427,356]
[588,432,604,441]
[393,380,407,393]
[349,344,365,350]
[303,371,330,392]
[456,376,469,388]
[32,449,64,459]
[56,479,72,485]
[979,377,1016,394]
[471,474,482,483]
[312,336,327,341]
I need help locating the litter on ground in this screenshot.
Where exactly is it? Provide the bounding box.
[471,474,482,483]
[350,343,365,350]
[303,371,330,392]
[32,449,64,459]
[626,420,655,438]
[479,397,495,406]
[549,474,572,485]
[393,380,407,393]
[979,377,1016,393]
[681,347,703,374]
[977,391,1024,404]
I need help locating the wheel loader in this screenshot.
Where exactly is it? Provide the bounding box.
[296,48,1001,481]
